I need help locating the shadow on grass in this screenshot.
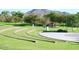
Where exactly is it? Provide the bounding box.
[13,23,31,26]
[24,32,56,43]
[13,31,56,43]
[69,41,79,45]
[0,33,36,43]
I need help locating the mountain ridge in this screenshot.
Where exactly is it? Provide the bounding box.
[24,9,70,16]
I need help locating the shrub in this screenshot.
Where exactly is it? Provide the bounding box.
[43,29,68,32]
[57,29,68,32]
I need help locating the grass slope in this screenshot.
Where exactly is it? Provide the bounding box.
[0,23,79,50]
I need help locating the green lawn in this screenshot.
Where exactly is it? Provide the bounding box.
[0,23,79,50]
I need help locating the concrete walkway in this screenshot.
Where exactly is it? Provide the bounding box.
[39,32,79,42]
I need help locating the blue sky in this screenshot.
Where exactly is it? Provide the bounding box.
[0,9,79,14]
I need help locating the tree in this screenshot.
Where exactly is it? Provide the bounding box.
[74,13,79,27]
[11,11,24,22]
[23,14,38,24]
[11,11,24,18]
[65,14,75,27]
[44,12,61,27]
[23,14,39,28]
[0,11,11,22]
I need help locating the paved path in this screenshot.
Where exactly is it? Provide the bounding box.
[14,28,27,33]
[27,29,36,33]
[0,27,20,33]
[40,32,79,42]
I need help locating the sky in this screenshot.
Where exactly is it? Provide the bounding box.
[0,9,79,14]
[0,0,79,14]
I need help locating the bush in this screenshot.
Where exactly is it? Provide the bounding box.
[43,29,68,32]
[14,23,26,26]
[13,23,31,26]
[57,29,68,32]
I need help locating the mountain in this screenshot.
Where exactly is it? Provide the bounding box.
[25,9,52,16]
[24,9,70,16]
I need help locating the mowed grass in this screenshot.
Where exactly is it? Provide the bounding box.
[0,23,79,50]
